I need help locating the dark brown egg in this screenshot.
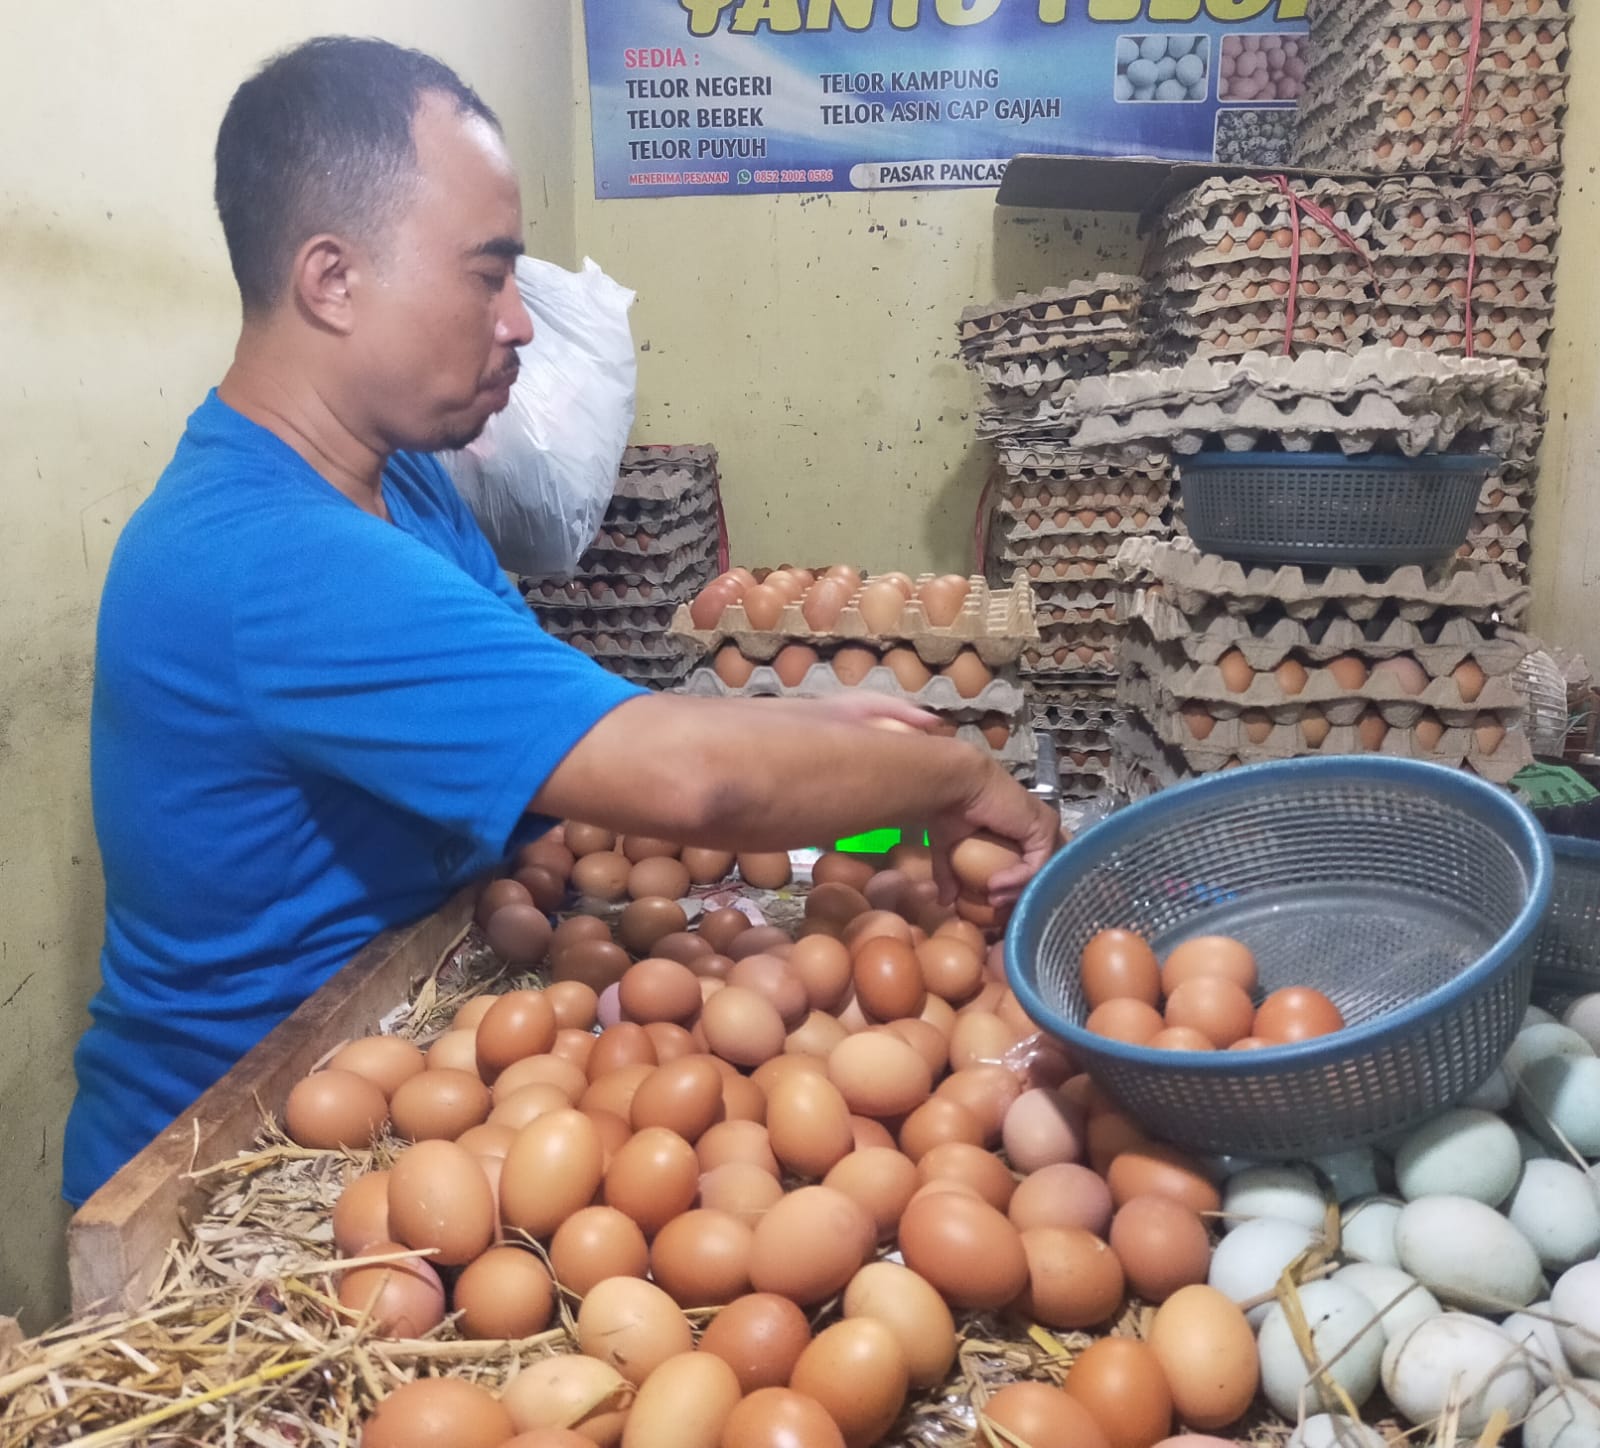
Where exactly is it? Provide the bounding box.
[513,864,566,913]
[551,938,630,992]
[475,877,533,928]
[485,905,553,967]
[627,856,691,902]
[618,897,689,956]
[571,852,631,903]
[700,907,755,954]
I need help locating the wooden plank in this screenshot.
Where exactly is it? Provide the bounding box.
[66,887,476,1316]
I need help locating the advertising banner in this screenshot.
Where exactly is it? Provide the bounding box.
[583,0,1308,200]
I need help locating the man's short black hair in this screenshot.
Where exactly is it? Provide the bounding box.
[215,36,501,313]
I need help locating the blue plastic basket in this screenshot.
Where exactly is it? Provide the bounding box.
[1531,835,1600,998]
[1008,757,1551,1157]
[1179,451,1496,568]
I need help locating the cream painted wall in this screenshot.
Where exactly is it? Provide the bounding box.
[1531,6,1599,668]
[570,13,1140,573]
[0,0,575,1330]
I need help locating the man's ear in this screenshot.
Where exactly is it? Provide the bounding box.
[289,234,358,335]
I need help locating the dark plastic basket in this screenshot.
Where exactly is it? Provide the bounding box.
[1007,757,1551,1157]
[1531,835,1600,996]
[1179,451,1496,567]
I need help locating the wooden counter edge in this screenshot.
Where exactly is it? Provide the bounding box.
[66,886,477,1317]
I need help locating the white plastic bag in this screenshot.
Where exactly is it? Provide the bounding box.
[442,255,637,578]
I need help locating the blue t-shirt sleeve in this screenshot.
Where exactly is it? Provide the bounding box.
[230,502,643,858]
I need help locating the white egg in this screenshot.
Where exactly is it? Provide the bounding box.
[1505,1023,1594,1082]
[1257,1281,1384,1421]
[1500,1304,1572,1388]
[1551,1261,1600,1375]
[1208,1217,1319,1328]
[1341,1197,1403,1267]
[1332,1264,1442,1343]
[1524,1005,1560,1029]
[1562,995,1600,1052]
[1224,1164,1327,1232]
[1312,1147,1381,1204]
[1524,1381,1600,1448]
[1505,1159,1600,1270]
[1395,1196,1542,1310]
[1463,1065,1513,1113]
[1285,1416,1386,1448]
[1382,1313,1537,1435]
[1518,1055,1600,1156]
[1393,1108,1521,1205]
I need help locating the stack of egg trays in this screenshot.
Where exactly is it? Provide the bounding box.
[1294,0,1569,175]
[1110,535,1536,785]
[1141,173,1560,373]
[960,276,1145,443]
[525,446,722,688]
[1031,687,1120,800]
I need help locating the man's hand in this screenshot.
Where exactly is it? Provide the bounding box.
[928,764,1061,907]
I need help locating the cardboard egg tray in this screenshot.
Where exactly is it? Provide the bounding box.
[1115,535,1528,622]
[532,601,681,634]
[997,509,1169,547]
[958,275,1143,345]
[604,482,718,527]
[572,535,719,590]
[669,572,1037,668]
[524,573,709,611]
[1036,588,1120,629]
[1119,630,1525,722]
[976,346,1143,395]
[541,628,688,663]
[679,659,1028,725]
[997,481,1172,516]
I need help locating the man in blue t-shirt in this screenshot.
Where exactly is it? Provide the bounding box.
[64,37,1058,1206]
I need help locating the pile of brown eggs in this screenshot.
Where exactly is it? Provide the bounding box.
[689,565,1001,702]
[284,831,1268,1448]
[1081,929,1347,1052]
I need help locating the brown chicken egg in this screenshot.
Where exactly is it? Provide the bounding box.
[387,1140,495,1266]
[852,936,926,1021]
[916,1141,1016,1211]
[501,1356,631,1444]
[336,1244,446,1338]
[617,958,701,1026]
[898,1190,1028,1310]
[698,1293,814,1393]
[934,1065,1021,1145]
[738,852,794,891]
[982,1383,1110,1448]
[1002,1088,1087,1173]
[489,1082,572,1130]
[766,1069,855,1179]
[822,1147,919,1242]
[813,850,880,892]
[721,1389,846,1448]
[618,897,690,956]
[552,936,632,990]
[457,1122,517,1158]
[389,1067,490,1141]
[576,1277,694,1386]
[728,956,807,1025]
[1018,1226,1126,1328]
[1079,929,1161,1008]
[1273,658,1309,696]
[589,1022,659,1077]
[948,1010,1020,1071]
[1475,716,1507,755]
[571,851,632,903]
[549,1205,649,1295]
[832,645,880,686]
[476,990,557,1079]
[1454,658,1487,703]
[697,1120,779,1176]
[1327,654,1370,691]
[690,578,740,629]
[1086,998,1165,1045]
[713,644,757,688]
[1009,1163,1114,1238]
[333,1170,392,1255]
[881,646,934,692]
[740,583,787,631]
[1160,935,1258,995]
[915,935,983,1003]
[785,1009,849,1058]
[702,985,787,1067]
[1253,986,1345,1043]
[551,912,613,956]
[1218,651,1255,694]
[1105,1144,1221,1214]
[827,1033,932,1118]
[791,1318,910,1448]
[453,1245,554,1339]
[1063,1338,1174,1448]
[643,1020,695,1064]
[950,831,1022,895]
[841,1261,957,1391]
[697,906,752,954]
[857,580,907,634]
[605,1126,700,1236]
[941,650,993,699]
[1164,976,1255,1048]
[627,856,691,902]
[285,1069,388,1150]
[512,865,565,914]
[772,644,821,689]
[450,995,499,1031]
[650,1208,755,1306]
[623,1351,742,1448]
[362,1376,513,1448]
[630,1056,725,1141]
[500,1108,605,1238]
[899,1097,983,1161]
[699,1161,785,1228]
[1109,1195,1212,1304]
[749,1185,874,1305]
[475,877,533,928]
[563,821,616,857]
[802,579,850,631]
[917,575,970,628]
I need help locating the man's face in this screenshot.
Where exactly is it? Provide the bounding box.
[350,93,534,454]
